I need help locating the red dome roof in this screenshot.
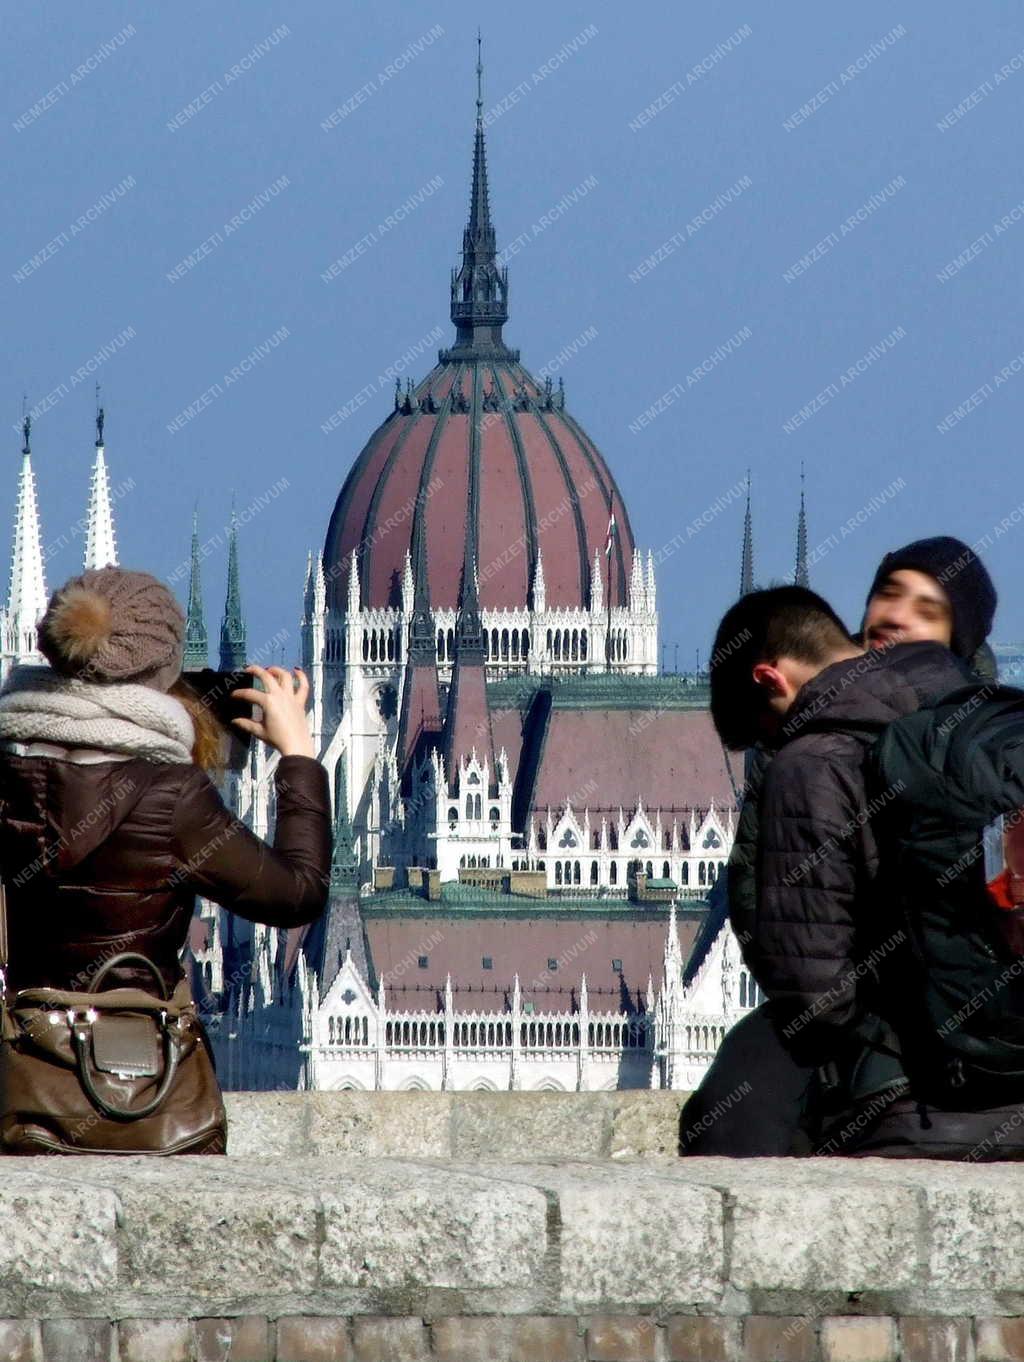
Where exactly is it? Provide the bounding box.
[324,362,634,614]
[323,88,635,616]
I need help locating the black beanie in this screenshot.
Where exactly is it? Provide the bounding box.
[865,535,997,660]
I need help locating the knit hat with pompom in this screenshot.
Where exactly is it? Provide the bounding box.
[37,567,185,691]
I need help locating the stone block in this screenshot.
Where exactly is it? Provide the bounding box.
[308,1091,452,1157]
[0,1320,40,1362]
[451,1092,612,1160]
[664,1315,738,1361]
[52,1159,320,1300]
[119,1318,192,1362]
[351,1316,431,1361]
[555,1168,722,1310]
[609,1091,688,1159]
[899,1316,972,1362]
[742,1315,817,1362]
[928,1181,1024,1292]
[194,1315,270,1362]
[39,1319,113,1362]
[585,1316,660,1362]
[820,1316,896,1362]
[319,1161,548,1297]
[276,1315,352,1361]
[0,1173,118,1297]
[978,1317,1024,1362]
[728,1177,918,1292]
[224,1091,310,1156]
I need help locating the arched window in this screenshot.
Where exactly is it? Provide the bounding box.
[699,861,706,885]
[590,861,598,884]
[682,861,689,885]
[554,631,562,660]
[546,629,552,654]
[511,630,519,660]
[573,861,581,884]
[581,629,588,659]
[571,629,579,661]
[465,795,473,820]
[522,630,530,657]
[645,860,653,878]
[663,861,670,879]
[501,629,509,661]
[449,806,458,825]
[610,861,618,885]
[490,806,500,827]
[362,631,369,661]
[555,862,563,885]
[474,794,482,819]
[328,1016,335,1043]
[447,627,455,659]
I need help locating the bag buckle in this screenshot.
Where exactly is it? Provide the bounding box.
[65,1007,98,1027]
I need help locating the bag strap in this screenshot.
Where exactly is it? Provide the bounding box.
[0,878,8,1004]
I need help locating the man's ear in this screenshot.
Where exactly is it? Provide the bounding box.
[751,662,786,697]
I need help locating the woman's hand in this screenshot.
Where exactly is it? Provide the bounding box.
[229,664,316,758]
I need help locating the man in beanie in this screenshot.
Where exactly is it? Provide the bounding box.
[861,535,997,675]
[683,542,1002,1158]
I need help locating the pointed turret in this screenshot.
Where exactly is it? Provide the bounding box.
[794,462,809,588]
[6,416,48,663]
[532,548,546,613]
[83,402,118,570]
[629,547,644,611]
[347,549,360,614]
[396,512,441,780]
[330,755,359,891]
[589,548,603,614]
[442,541,495,790]
[448,36,513,358]
[219,498,247,671]
[183,506,208,668]
[645,551,656,613]
[739,470,754,596]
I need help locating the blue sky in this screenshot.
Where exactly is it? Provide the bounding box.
[4,2,1024,664]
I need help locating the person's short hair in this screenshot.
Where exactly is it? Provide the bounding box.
[710,585,855,750]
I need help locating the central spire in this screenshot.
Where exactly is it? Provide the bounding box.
[448,34,513,358]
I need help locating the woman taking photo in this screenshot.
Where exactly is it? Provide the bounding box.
[0,565,331,1154]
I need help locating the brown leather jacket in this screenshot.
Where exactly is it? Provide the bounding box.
[0,746,332,995]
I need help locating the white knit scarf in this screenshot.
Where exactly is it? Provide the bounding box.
[0,665,195,764]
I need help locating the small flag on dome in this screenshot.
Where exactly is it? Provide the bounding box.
[605,512,616,556]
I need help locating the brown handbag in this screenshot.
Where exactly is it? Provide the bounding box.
[0,887,227,1155]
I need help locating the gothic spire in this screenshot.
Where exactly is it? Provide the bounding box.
[219,497,247,670]
[739,469,754,596]
[183,505,208,668]
[794,462,809,588]
[330,756,358,891]
[83,400,118,570]
[6,415,48,660]
[448,34,512,356]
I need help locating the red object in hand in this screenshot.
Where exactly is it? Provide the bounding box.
[984,812,1024,954]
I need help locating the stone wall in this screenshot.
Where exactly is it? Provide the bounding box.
[2,1094,1024,1360]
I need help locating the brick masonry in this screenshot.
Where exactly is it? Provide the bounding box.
[0,1315,1021,1359]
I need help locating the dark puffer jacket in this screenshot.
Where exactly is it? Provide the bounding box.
[0,745,332,996]
[754,641,1024,1158]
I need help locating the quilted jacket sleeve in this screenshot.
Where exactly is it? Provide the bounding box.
[169,754,332,927]
[752,743,871,1041]
[726,744,771,967]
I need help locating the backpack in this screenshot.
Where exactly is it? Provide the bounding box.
[869,681,1024,1101]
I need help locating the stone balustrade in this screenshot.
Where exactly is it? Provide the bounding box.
[1,1093,1022,1360]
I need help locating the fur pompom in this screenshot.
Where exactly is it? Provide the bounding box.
[44,586,113,662]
